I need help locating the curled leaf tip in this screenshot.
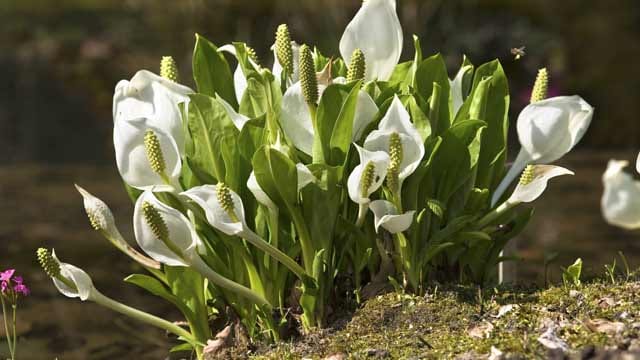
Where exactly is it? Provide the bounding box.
[143,130,166,175]
[530,67,549,103]
[346,48,366,82]
[142,201,170,242]
[298,44,318,104]
[275,24,294,75]
[37,248,60,278]
[160,56,179,82]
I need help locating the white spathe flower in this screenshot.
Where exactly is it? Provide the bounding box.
[113,70,193,150]
[218,95,249,131]
[51,251,98,301]
[272,41,300,88]
[133,190,203,267]
[507,165,574,204]
[491,96,594,206]
[339,0,403,82]
[601,159,640,230]
[347,145,390,204]
[113,118,182,192]
[364,95,425,185]
[369,200,415,233]
[182,185,246,236]
[517,96,594,164]
[333,77,380,141]
[636,152,640,174]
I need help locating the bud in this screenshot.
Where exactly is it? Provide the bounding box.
[530,68,548,103]
[160,56,179,82]
[386,132,403,193]
[519,165,535,186]
[141,201,170,242]
[299,44,318,104]
[144,130,166,175]
[74,185,115,232]
[275,24,294,75]
[359,161,376,198]
[346,48,366,82]
[37,248,61,279]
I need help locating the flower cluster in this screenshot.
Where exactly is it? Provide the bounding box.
[38,0,594,357]
[0,269,29,298]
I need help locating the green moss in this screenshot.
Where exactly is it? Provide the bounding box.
[253,276,640,359]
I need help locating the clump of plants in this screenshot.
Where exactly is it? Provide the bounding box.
[36,0,593,357]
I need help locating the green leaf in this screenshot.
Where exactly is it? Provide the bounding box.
[125,274,180,308]
[563,258,583,286]
[413,54,451,134]
[165,266,211,341]
[252,146,299,211]
[185,93,238,183]
[315,81,361,166]
[192,34,236,107]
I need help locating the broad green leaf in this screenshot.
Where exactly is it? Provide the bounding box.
[413,54,451,134]
[192,34,236,107]
[252,146,298,212]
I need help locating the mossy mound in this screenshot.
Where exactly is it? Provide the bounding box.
[253,279,640,359]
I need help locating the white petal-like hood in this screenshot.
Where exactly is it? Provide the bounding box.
[508,165,574,204]
[113,118,182,192]
[364,96,424,182]
[517,96,594,164]
[248,171,277,211]
[601,159,640,230]
[347,145,390,204]
[52,251,98,301]
[339,0,403,81]
[369,200,415,233]
[113,70,192,151]
[181,185,246,236]
[134,191,202,266]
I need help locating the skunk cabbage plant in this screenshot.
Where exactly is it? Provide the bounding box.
[39,1,592,357]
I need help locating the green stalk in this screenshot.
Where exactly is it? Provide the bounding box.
[188,257,272,309]
[242,229,308,281]
[476,200,516,229]
[91,291,196,343]
[355,203,369,227]
[289,206,315,274]
[11,304,16,360]
[1,296,14,360]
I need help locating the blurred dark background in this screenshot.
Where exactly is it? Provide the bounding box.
[1,1,640,358]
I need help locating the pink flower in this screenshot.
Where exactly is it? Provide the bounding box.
[13,284,29,296]
[0,281,8,293]
[12,276,23,284]
[0,269,15,282]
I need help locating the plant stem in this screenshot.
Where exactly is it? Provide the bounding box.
[91,291,195,341]
[188,256,272,309]
[289,207,315,274]
[1,296,14,360]
[11,304,16,360]
[242,229,308,281]
[355,203,369,227]
[475,200,515,229]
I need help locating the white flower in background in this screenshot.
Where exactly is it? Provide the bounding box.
[247,172,278,211]
[347,145,390,204]
[364,95,424,193]
[339,0,403,82]
[491,96,594,206]
[113,118,182,192]
[369,200,415,233]
[113,70,193,151]
[133,190,203,266]
[279,80,377,155]
[601,159,640,230]
[636,152,640,174]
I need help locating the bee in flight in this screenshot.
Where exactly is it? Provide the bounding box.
[511,46,526,60]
